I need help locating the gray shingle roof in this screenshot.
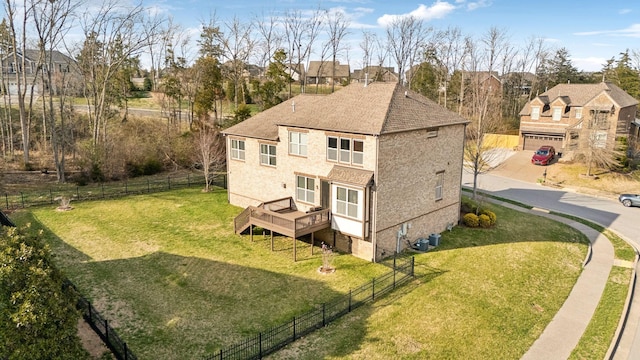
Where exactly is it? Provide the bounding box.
[222,82,469,140]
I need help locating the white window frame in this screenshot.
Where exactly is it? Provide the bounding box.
[594,131,607,148]
[335,186,360,219]
[260,143,276,167]
[352,140,364,165]
[435,171,444,201]
[327,135,364,165]
[289,131,307,156]
[296,175,315,204]
[552,106,562,121]
[230,139,245,161]
[531,106,540,120]
[575,107,582,119]
[327,136,338,161]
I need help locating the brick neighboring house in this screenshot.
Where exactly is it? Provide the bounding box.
[1,49,78,95]
[306,60,350,85]
[223,82,469,262]
[518,82,638,153]
[352,66,398,83]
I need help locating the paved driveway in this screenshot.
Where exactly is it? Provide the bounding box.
[489,149,556,183]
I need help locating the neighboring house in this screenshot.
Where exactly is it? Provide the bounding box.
[306,61,350,85]
[518,82,638,152]
[1,49,77,95]
[502,72,536,96]
[284,63,305,82]
[462,71,502,95]
[352,66,398,83]
[223,82,469,262]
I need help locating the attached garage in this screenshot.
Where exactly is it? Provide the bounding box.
[522,133,564,151]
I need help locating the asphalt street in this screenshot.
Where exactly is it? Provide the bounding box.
[461,170,640,359]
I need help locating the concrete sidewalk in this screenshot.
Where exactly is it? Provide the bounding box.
[494,202,615,360]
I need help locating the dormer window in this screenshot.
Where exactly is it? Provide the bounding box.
[575,107,582,119]
[552,106,562,121]
[531,106,540,120]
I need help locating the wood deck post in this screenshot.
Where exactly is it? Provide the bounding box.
[311,232,314,256]
[270,230,274,251]
[250,225,253,242]
[293,237,297,262]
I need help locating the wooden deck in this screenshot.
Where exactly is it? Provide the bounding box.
[233,197,331,261]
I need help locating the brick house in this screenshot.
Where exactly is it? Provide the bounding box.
[306,60,350,85]
[518,82,638,152]
[223,82,468,262]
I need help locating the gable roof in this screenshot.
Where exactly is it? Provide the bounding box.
[223,82,469,141]
[520,82,638,115]
[306,61,350,78]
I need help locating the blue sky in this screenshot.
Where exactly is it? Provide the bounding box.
[147,0,639,71]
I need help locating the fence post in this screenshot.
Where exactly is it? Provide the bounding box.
[125,182,128,194]
[102,184,105,199]
[188,174,190,187]
[88,302,92,322]
[124,343,128,360]
[5,193,8,209]
[292,316,296,341]
[219,348,222,360]
[167,176,171,190]
[20,192,24,208]
[105,319,109,344]
[224,174,227,189]
[411,257,415,276]
[147,179,150,193]
[348,289,352,312]
[50,189,53,204]
[372,278,375,301]
[259,332,263,358]
[322,303,326,327]
[393,255,397,289]
[76,187,80,200]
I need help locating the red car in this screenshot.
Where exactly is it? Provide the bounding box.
[531,145,556,165]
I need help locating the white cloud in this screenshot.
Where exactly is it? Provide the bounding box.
[574,24,640,37]
[619,9,632,15]
[377,2,456,27]
[466,0,492,11]
[572,56,608,72]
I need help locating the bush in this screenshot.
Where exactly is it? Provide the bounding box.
[478,214,492,228]
[461,198,479,214]
[480,209,497,226]
[463,213,479,227]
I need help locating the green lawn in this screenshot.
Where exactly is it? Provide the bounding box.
[12,189,590,359]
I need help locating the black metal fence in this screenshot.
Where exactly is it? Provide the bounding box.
[64,280,138,360]
[2,173,227,209]
[204,256,415,360]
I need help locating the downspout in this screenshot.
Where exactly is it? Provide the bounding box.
[223,134,230,203]
[372,134,380,262]
[458,123,468,221]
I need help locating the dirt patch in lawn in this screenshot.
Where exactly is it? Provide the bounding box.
[78,318,112,359]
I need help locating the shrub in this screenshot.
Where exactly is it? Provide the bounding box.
[463,213,479,227]
[480,209,497,226]
[478,214,492,228]
[461,198,479,214]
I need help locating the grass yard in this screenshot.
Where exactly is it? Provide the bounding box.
[11,189,589,359]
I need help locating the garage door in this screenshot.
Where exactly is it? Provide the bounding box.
[523,134,563,151]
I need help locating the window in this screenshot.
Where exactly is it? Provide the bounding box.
[575,107,582,119]
[531,106,540,120]
[593,131,607,148]
[352,140,364,165]
[552,106,562,121]
[336,186,359,218]
[327,136,338,161]
[289,131,307,156]
[260,144,276,166]
[426,128,438,138]
[435,171,444,201]
[339,138,350,163]
[296,176,315,203]
[230,139,245,160]
[326,135,364,165]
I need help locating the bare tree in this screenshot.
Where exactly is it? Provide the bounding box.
[195,121,225,192]
[462,27,513,199]
[3,0,39,166]
[282,7,324,95]
[325,9,350,92]
[433,26,468,109]
[216,16,254,109]
[253,10,282,79]
[576,110,625,176]
[143,14,173,92]
[32,0,78,182]
[385,15,430,84]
